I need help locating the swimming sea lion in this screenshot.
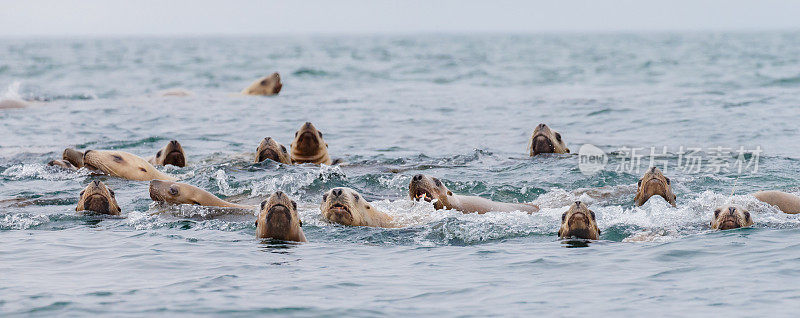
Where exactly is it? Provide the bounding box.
[320,187,394,227]
[528,123,569,156]
[0,99,27,109]
[148,140,187,167]
[241,72,282,96]
[408,174,539,214]
[255,137,292,164]
[634,166,676,207]
[558,201,600,240]
[710,204,753,230]
[149,180,253,210]
[83,150,176,181]
[290,122,332,165]
[256,191,307,242]
[752,191,800,214]
[48,148,85,170]
[76,180,121,215]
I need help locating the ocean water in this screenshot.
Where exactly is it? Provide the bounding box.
[2,33,800,316]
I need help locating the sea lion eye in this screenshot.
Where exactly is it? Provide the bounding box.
[555,133,562,141]
[168,187,179,195]
[291,201,297,210]
[318,131,323,137]
[108,189,115,197]
[156,150,162,158]
[714,209,721,217]
[353,194,360,202]
[744,211,751,221]
[255,220,258,227]
[590,211,596,220]
[281,145,287,153]
[79,190,85,196]
[113,155,123,162]
[260,79,268,86]
[260,201,267,210]
[561,212,567,222]
[322,193,328,201]
[295,131,298,137]
[433,178,442,187]
[637,179,642,187]
[665,177,671,185]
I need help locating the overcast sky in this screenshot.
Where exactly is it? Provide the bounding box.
[1,0,798,37]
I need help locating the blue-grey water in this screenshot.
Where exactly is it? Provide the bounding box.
[2,33,800,316]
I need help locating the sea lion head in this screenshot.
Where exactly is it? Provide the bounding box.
[149,180,201,205]
[63,148,84,168]
[320,187,374,226]
[256,191,305,242]
[710,204,752,230]
[151,140,186,167]
[242,72,282,96]
[76,180,121,215]
[408,174,453,210]
[558,201,600,240]
[83,150,164,181]
[634,166,676,207]
[291,122,329,163]
[255,137,292,164]
[528,123,569,156]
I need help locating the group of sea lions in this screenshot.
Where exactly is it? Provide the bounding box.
[43,118,800,243]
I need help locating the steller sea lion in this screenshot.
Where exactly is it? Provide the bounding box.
[255,137,292,164]
[83,150,176,181]
[320,187,394,227]
[290,122,332,165]
[408,174,539,214]
[241,72,282,96]
[256,191,307,242]
[528,123,569,156]
[752,191,800,214]
[558,201,600,240]
[0,99,27,109]
[148,140,187,167]
[149,180,253,210]
[710,204,753,230]
[48,148,85,170]
[76,180,121,215]
[634,166,676,207]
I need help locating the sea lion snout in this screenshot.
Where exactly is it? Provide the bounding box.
[76,180,120,215]
[710,204,752,230]
[257,191,305,242]
[531,135,554,155]
[558,201,600,240]
[528,123,569,156]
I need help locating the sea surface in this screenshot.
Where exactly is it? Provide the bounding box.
[2,32,800,316]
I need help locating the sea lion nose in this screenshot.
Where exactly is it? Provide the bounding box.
[275,190,284,197]
[170,140,178,145]
[575,201,582,206]
[650,166,657,172]
[92,180,100,186]
[413,174,423,181]
[304,122,313,127]
[537,123,546,128]
[332,189,343,197]
[729,207,736,214]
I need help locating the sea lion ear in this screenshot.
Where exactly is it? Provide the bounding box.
[565,148,570,153]
[447,191,453,196]
[325,143,329,148]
